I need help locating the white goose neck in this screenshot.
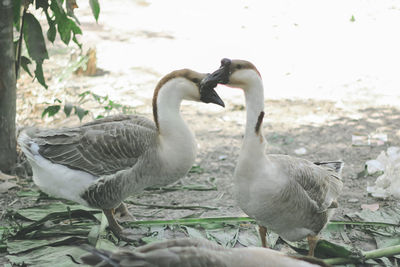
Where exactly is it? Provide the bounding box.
[157,81,196,164]
[242,77,266,156]
[244,78,265,136]
[156,80,188,134]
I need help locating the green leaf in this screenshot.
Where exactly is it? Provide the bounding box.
[34,62,48,89]
[69,19,83,47]
[50,0,65,20]
[189,165,204,174]
[36,0,49,10]
[14,202,97,222]
[13,0,22,31]
[375,235,400,249]
[57,19,71,44]
[125,217,254,227]
[42,105,61,118]
[63,103,73,117]
[7,245,87,267]
[72,34,82,49]
[206,227,239,248]
[346,207,400,225]
[316,239,353,258]
[16,190,41,198]
[184,226,206,239]
[69,18,82,35]
[23,13,49,63]
[7,236,82,254]
[237,227,261,247]
[20,56,33,77]
[74,106,89,121]
[50,0,73,45]
[89,0,100,22]
[350,15,356,22]
[47,21,57,43]
[378,257,392,266]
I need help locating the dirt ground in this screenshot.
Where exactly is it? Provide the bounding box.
[2,0,400,264]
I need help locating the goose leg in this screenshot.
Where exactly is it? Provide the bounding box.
[307,235,319,257]
[114,203,135,222]
[103,209,136,242]
[103,208,123,235]
[258,225,268,248]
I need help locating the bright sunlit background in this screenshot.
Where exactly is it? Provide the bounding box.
[75,0,400,105]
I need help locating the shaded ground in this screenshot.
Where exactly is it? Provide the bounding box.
[2,0,400,265]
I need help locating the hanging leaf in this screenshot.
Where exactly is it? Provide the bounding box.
[66,0,80,24]
[47,24,56,43]
[13,0,22,31]
[72,34,82,49]
[46,14,57,43]
[23,13,49,63]
[42,105,61,118]
[69,19,82,47]
[36,0,49,10]
[57,19,71,45]
[20,56,33,77]
[34,62,48,89]
[64,103,73,117]
[74,106,89,121]
[50,0,70,44]
[89,0,100,22]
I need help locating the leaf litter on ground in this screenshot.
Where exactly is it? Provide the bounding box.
[3,194,400,266]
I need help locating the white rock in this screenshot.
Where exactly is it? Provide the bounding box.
[294,147,307,155]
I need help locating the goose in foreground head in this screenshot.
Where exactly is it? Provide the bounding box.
[18,68,225,241]
[80,237,329,267]
[203,59,343,256]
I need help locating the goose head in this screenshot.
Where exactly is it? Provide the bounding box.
[154,69,225,108]
[152,69,225,130]
[201,58,262,91]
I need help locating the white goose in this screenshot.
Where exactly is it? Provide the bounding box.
[18,68,225,241]
[203,59,343,256]
[80,237,328,267]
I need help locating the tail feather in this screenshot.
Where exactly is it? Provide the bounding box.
[17,128,38,160]
[314,161,344,177]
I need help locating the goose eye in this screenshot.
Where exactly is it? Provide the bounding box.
[192,78,199,84]
[236,64,242,70]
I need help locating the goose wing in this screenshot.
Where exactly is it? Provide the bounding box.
[271,155,343,212]
[81,238,229,267]
[80,238,325,267]
[32,114,157,176]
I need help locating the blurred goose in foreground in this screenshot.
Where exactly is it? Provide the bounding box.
[203,59,343,256]
[18,69,225,241]
[80,237,329,267]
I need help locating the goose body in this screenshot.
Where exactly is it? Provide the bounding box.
[81,238,328,267]
[18,69,225,239]
[205,59,343,255]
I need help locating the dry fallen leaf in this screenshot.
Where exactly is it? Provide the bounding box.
[0,171,17,181]
[361,203,380,211]
[0,181,19,193]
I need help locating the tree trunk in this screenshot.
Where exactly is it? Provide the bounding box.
[0,0,16,173]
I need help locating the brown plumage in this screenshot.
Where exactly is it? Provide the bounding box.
[80,238,330,267]
[18,69,225,241]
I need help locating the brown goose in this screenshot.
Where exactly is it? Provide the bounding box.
[18,69,225,241]
[203,59,343,256]
[80,238,329,267]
